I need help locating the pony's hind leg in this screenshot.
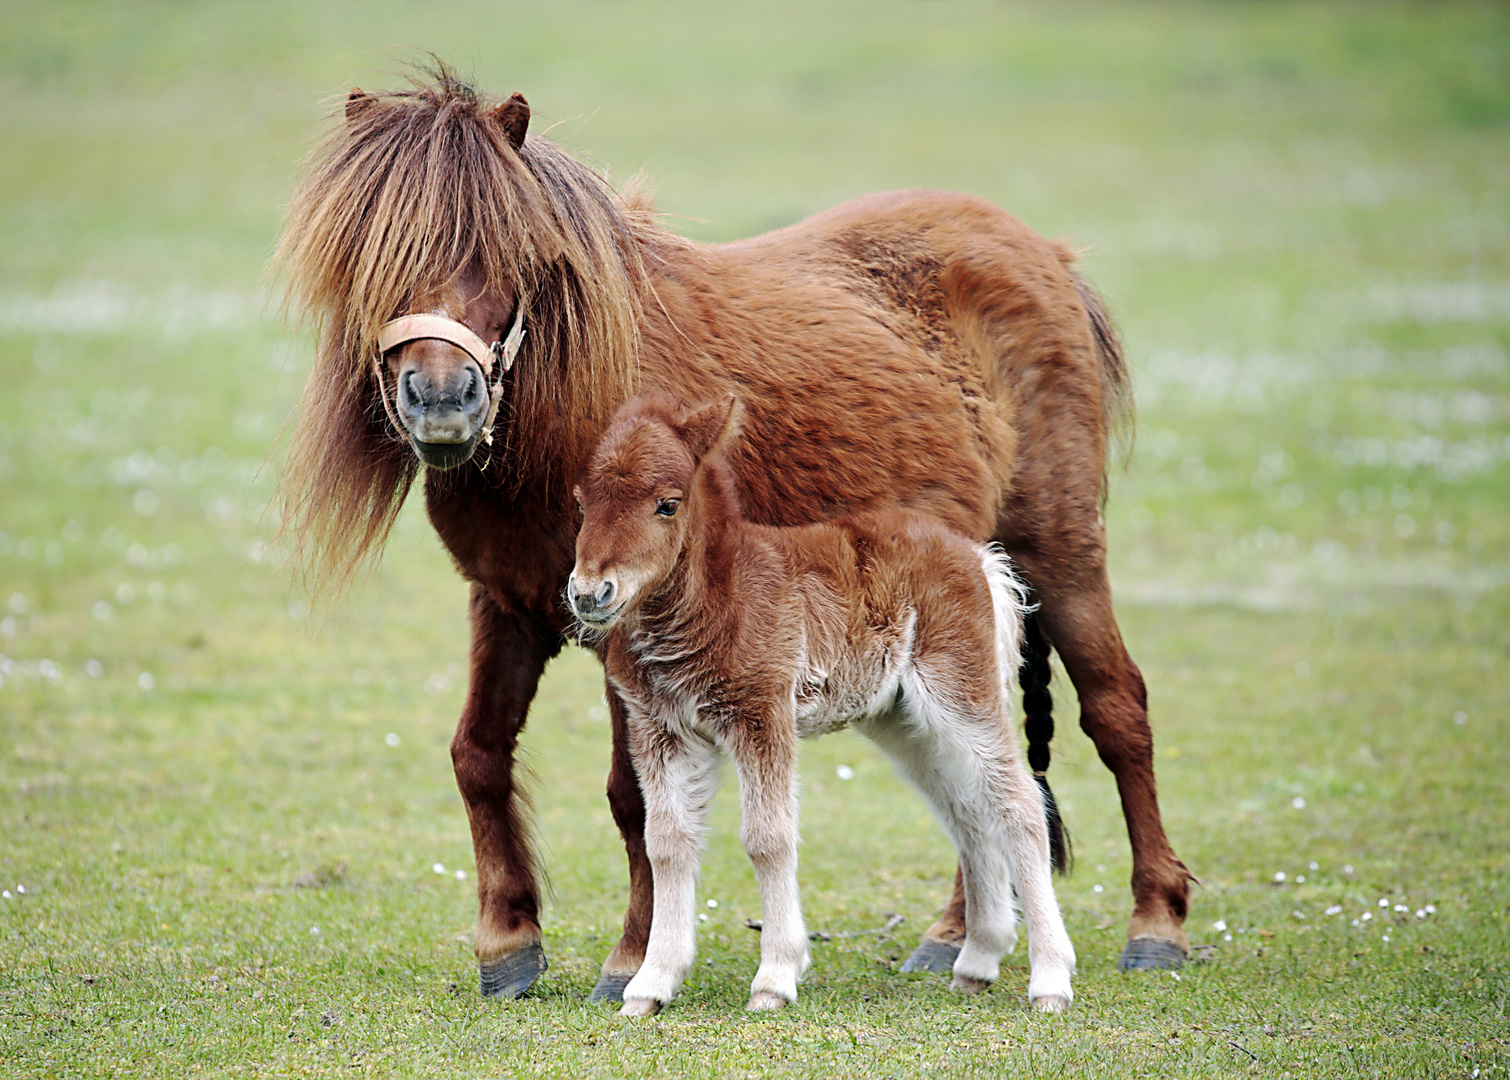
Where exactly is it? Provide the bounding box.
[620,730,722,1017]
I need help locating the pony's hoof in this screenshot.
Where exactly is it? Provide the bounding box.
[1031,993,1072,1014]
[900,938,961,975]
[950,973,991,994]
[588,971,634,1004]
[746,991,790,1011]
[1117,936,1187,972]
[620,996,661,1018]
[478,943,548,999]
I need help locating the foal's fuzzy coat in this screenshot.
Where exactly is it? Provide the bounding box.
[570,395,1076,1015]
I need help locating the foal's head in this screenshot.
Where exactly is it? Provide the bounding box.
[568,395,740,629]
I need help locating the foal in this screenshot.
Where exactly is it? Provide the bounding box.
[568,395,1076,1016]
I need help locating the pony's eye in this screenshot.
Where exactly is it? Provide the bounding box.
[654,498,680,518]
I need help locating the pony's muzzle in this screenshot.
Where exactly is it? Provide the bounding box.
[398,362,488,444]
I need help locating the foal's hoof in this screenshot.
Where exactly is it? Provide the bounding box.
[900,938,961,975]
[478,943,548,999]
[620,996,661,1018]
[746,991,790,1012]
[588,971,634,1004]
[950,973,991,995]
[1116,936,1187,972]
[1031,993,1072,1014]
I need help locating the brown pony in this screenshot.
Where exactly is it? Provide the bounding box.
[274,66,1194,1001]
[570,393,1077,1016]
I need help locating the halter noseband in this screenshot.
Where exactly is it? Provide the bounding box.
[372,303,527,446]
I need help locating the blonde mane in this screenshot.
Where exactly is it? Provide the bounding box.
[273,65,657,592]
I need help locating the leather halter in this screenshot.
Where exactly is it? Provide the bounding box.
[372,303,527,446]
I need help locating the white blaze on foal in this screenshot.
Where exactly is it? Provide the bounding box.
[569,394,1076,1016]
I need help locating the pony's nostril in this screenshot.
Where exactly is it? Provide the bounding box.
[465,369,480,403]
[596,580,615,608]
[399,370,423,410]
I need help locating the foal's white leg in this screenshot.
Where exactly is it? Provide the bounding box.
[620,733,721,1017]
[729,718,809,1010]
[859,686,1075,1009]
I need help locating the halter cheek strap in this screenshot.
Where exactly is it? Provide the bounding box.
[372,303,527,445]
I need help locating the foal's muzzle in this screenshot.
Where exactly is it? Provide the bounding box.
[567,572,620,626]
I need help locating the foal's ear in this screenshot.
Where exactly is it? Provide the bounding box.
[677,394,742,463]
[345,89,377,124]
[491,92,531,149]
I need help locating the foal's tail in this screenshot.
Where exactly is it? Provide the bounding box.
[979,546,1071,875]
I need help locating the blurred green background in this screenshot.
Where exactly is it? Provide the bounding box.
[2,2,1507,1076]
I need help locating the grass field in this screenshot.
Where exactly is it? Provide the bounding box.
[2,1,1508,1076]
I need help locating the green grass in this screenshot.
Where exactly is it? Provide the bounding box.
[2,1,1508,1076]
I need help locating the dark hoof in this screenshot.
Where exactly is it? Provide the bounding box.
[900,938,961,975]
[479,943,548,999]
[588,971,633,1004]
[1117,936,1187,972]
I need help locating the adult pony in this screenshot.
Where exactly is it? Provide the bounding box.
[274,68,1194,1001]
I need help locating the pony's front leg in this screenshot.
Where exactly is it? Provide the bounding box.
[729,716,808,1011]
[620,732,721,1017]
[590,688,654,1003]
[450,585,560,999]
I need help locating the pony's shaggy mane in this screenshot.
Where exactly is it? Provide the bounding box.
[273,64,659,592]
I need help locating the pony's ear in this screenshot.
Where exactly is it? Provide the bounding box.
[492,92,530,149]
[345,88,377,124]
[677,394,742,463]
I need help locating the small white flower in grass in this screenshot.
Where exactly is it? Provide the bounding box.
[698,913,708,922]
[1344,865,1354,875]
[1291,796,1306,810]
[1361,912,1372,922]
[1416,909,1426,919]
[706,899,718,909]
[1325,905,1343,916]
[1223,933,1233,941]
[1424,904,1436,914]
[1093,884,1104,893]
[309,926,320,935]
[1273,871,1287,883]
[1297,875,1306,883]
[1293,910,1305,919]
[1378,898,1389,908]
[16,885,24,894]
[1309,862,1320,871]
[1,891,10,900]
[1394,904,1408,913]
[454,870,466,881]
[1213,919,1227,932]
[432,863,446,875]
[835,764,855,781]
[1351,919,1360,927]
[385,733,400,747]
[1381,934,1390,943]
[138,672,155,691]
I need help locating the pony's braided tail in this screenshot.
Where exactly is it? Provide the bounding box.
[1021,609,1072,874]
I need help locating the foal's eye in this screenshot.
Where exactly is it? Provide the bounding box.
[654,498,680,518]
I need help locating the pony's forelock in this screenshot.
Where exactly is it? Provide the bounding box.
[272,64,653,594]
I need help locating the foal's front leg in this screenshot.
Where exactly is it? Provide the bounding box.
[620,730,721,1017]
[728,712,809,1011]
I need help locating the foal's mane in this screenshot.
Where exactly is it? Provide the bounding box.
[273,64,659,592]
